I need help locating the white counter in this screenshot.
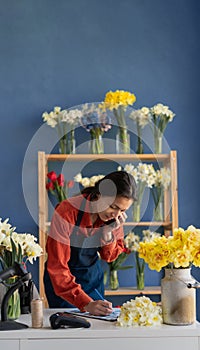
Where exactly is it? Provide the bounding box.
[0,309,200,350]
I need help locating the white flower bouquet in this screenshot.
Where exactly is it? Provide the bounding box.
[117,296,162,326]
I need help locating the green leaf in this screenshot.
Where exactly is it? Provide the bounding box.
[17,243,22,263]
[10,237,17,265]
[117,265,134,270]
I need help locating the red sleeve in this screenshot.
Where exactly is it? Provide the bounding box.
[99,226,125,262]
[46,201,92,310]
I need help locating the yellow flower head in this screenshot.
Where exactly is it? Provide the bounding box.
[138,225,200,270]
[100,89,136,110]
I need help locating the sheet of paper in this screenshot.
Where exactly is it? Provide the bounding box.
[65,308,121,322]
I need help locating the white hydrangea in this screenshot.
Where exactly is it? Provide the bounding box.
[117,296,162,327]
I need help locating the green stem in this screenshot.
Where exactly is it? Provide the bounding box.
[136,122,144,154]
[135,252,145,290]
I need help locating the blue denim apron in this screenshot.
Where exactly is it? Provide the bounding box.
[44,200,104,308]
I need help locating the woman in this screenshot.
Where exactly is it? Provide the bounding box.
[44,170,137,316]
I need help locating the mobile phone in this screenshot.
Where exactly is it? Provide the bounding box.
[105,218,117,226]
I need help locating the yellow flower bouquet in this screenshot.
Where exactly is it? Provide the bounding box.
[138,225,200,272]
[100,89,136,153]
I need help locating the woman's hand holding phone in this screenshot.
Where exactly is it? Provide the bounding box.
[102,212,127,242]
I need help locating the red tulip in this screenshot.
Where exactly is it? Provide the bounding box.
[46,182,55,190]
[47,171,57,182]
[57,174,65,187]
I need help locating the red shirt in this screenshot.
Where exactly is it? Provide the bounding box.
[46,195,124,310]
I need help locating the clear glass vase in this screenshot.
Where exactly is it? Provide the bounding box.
[116,127,130,154]
[7,278,21,320]
[136,271,145,290]
[133,203,141,222]
[136,122,144,154]
[109,270,119,290]
[135,252,145,290]
[89,135,104,154]
[154,135,162,154]
[59,130,76,154]
[153,197,164,221]
[161,268,196,325]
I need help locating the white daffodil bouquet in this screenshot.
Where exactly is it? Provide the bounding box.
[0,218,43,269]
[117,296,162,327]
[74,173,105,188]
[42,106,82,154]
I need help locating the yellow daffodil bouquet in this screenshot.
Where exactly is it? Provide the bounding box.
[100,89,136,153]
[138,225,200,272]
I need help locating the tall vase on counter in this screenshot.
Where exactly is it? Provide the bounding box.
[161,268,196,325]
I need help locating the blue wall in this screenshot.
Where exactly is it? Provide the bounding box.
[0,0,200,317]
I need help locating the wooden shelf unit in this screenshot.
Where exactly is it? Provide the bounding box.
[104,286,161,296]
[38,150,178,305]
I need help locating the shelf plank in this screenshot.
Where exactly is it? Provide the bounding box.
[104,286,161,296]
[46,154,170,162]
[45,221,172,228]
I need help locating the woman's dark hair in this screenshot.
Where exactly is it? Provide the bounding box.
[81,171,137,202]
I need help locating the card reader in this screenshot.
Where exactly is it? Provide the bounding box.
[50,312,91,329]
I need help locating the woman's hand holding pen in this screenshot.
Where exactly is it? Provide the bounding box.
[84,300,113,316]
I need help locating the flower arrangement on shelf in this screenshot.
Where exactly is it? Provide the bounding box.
[129,107,151,154]
[100,89,136,153]
[105,246,132,290]
[152,167,171,222]
[80,103,112,154]
[118,163,156,222]
[46,171,74,203]
[116,296,162,327]
[149,103,176,154]
[74,172,104,188]
[0,217,43,319]
[42,106,82,154]
[138,225,200,272]
[124,230,161,290]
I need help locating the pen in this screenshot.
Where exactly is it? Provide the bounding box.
[94,288,104,301]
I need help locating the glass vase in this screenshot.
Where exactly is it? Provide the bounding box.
[161,268,196,325]
[136,271,145,290]
[154,135,162,154]
[59,130,76,154]
[135,252,145,290]
[136,122,144,154]
[109,270,119,290]
[133,203,141,222]
[116,127,130,154]
[153,197,164,221]
[7,278,21,320]
[89,135,104,154]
